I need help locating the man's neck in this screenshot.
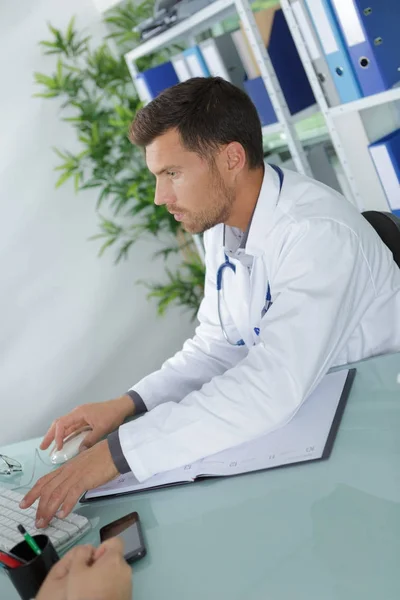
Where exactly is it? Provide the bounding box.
[225,166,264,231]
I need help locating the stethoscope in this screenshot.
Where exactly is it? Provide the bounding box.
[217,164,284,347]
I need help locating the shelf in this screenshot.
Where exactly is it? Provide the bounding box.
[292,103,320,123]
[261,103,320,137]
[124,0,236,64]
[328,87,400,117]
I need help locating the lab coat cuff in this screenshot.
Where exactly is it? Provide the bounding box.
[107,430,131,475]
[129,380,160,412]
[125,390,148,415]
[118,423,152,482]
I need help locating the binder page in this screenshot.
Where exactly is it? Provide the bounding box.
[85,462,196,500]
[196,370,349,477]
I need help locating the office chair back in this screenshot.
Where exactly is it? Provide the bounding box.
[362,211,400,268]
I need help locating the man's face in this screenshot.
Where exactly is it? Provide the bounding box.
[145,128,235,234]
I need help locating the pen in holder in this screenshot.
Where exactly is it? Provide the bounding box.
[5,534,59,600]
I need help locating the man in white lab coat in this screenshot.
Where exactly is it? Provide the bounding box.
[21,77,400,526]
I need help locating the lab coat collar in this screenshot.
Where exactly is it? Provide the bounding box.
[244,164,282,257]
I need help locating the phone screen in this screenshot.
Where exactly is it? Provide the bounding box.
[100,512,146,562]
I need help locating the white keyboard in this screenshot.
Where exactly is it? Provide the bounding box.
[0,487,91,553]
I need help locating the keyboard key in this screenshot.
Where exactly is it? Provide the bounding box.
[50,519,79,536]
[65,513,89,531]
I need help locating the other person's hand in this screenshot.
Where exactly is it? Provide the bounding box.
[36,538,132,600]
[40,396,134,453]
[20,440,119,527]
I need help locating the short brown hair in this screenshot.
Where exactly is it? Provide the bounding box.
[129,77,264,169]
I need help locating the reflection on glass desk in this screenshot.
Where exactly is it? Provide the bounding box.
[1,352,400,600]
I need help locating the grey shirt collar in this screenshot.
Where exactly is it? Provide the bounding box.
[224,210,255,257]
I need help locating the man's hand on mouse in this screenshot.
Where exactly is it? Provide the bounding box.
[19,440,119,528]
[40,396,135,453]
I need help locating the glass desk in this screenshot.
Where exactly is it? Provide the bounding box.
[1,352,399,599]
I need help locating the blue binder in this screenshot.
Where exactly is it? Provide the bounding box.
[369,129,400,216]
[243,77,277,127]
[136,62,179,100]
[268,9,315,114]
[183,46,210,77]
[305,0,361,103]
[244,8,315,124]
[330,0,400,96]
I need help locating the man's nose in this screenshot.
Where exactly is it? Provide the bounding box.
[154,183,174,207]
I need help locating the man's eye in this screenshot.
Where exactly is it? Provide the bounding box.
[168,171,177,177]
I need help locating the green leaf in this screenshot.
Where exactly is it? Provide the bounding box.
[66,16,76,43]
[91,122,99,144]
[39,41,58,49]
[47,22,61,38]
[81,182,102,189]
[63,116,83,122]
[33,91,60,98]
[56,58,63,82]
[96,187,110,208]
[52,147,69,160]
[74,171,81,193]
[55,170,74,188]
[34,72,57,87]
[98,237,118,257]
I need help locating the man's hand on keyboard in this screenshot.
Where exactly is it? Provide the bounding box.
[19,440,119,528]
[36,537,132,600]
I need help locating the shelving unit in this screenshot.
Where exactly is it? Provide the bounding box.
[118,0,400,212]
[125,0,313,177]
[125,0,237,67]
[280,0,400,211]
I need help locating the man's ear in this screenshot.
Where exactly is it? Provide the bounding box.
[226,142,246,174]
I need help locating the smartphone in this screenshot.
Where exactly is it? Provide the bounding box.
[99,511,147,564]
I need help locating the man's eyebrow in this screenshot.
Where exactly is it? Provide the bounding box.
[154,165,181,176]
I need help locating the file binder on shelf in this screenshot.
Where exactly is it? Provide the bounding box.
[243,77,277,127]
[304,0,361,104]
[183,46,211,77]
[231,29,259,80]
[330,0,400,97]
[369,129,400,217]
[242,8,315,116]
[171,54,192,82]
[199,33,246,91]
[291,0,340,107]
[135,62,179,101]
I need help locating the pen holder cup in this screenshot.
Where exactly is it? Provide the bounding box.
[6,534,59,600]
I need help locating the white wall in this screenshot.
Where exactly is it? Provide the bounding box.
[0,0,195,445]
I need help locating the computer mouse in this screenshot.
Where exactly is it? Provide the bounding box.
[50,429,91,465]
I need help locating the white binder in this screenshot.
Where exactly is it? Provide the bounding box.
[292,0,340,107]
[231,29,259,80]
[200,33,246,91]
[171,55,191,82]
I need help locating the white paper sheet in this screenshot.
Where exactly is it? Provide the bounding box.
[84,370,349,500]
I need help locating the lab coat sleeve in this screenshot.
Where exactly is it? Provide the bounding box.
[119,218,377,482]
[129,230,247,411]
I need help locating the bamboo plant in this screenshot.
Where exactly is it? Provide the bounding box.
[34,1,205,319]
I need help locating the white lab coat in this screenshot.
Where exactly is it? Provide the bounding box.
[119,165,400,481]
